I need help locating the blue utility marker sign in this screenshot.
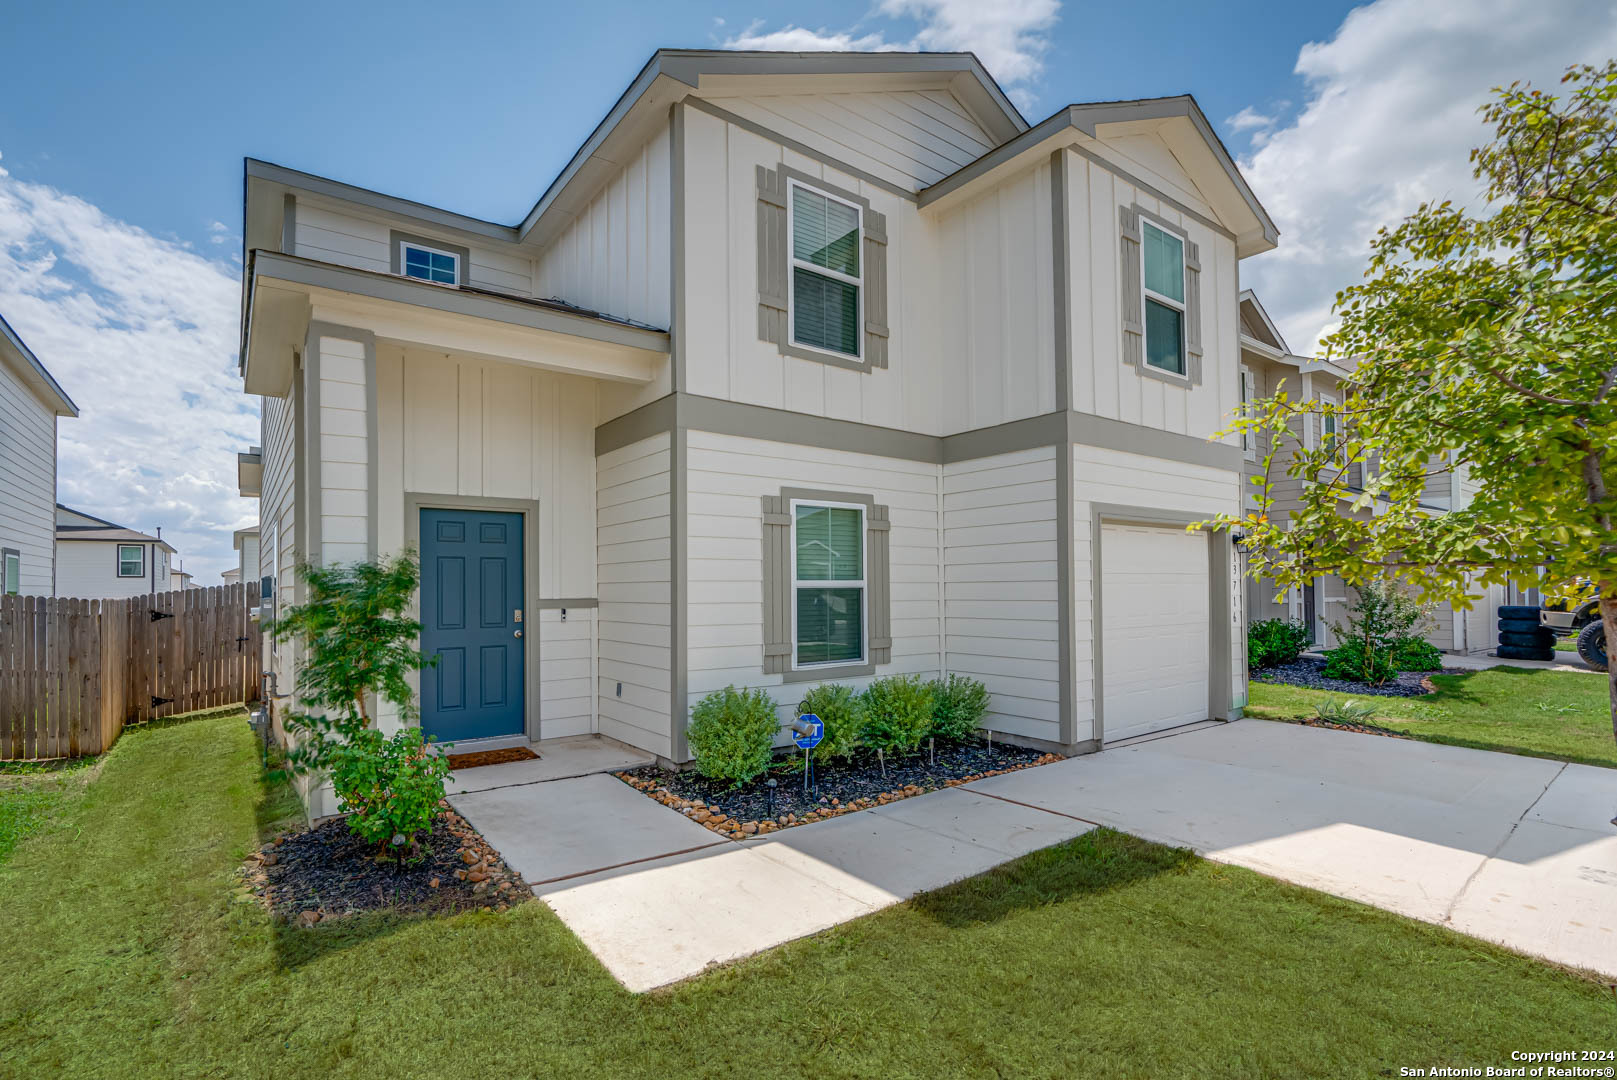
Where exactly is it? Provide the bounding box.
[792,714,825,750]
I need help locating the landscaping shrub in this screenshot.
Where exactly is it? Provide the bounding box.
[688,686,780,788]
[1247,618,1312,671]
[1323,580,1429,686]
[1312,698,1379,725]
[1390,635,1443,672]
[327,726,450,857]
[930,674,989,740]
[859,675,936,754]
[795,683,864,761]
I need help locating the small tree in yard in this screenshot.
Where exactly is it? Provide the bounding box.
[271,552,445,862]
[1209,62,1617,743]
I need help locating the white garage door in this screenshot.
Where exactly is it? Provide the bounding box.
[1100,523,1210,743]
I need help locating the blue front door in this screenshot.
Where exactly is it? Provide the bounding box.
[420,508,525,743]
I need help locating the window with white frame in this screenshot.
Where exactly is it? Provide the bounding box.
[1142,221,1186,375]
[117,544,144,578]
[399,241,460,285]
[789,181,862,358]
[2,550,19,595]
[791,501,866,667]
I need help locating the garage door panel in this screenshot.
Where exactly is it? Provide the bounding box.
[1101,523,1210,743]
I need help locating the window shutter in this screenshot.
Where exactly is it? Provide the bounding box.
[1119,206,1144,369]
[761,494,793,675]
[756,165,789,346]
[867,503,892,664]
[864,209,889,369]
[1184,238,1203,381]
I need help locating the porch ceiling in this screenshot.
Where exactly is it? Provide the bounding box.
[243,251,669,397]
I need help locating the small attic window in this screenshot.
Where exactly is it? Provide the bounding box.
[399,241,460,285]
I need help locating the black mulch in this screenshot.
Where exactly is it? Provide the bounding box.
[246,803,530,924]
[1251,656,1467,698]
[624,737,1050,826]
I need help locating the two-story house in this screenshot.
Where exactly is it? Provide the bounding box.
[0,314,78,597]
[239,50,1277,807]
[1236,290,1510,653]
[54,504,177,598]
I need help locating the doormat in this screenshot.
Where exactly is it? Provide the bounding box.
[447,746,539,770]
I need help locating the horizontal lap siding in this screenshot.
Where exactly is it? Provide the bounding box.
[539,608,594,739]
[686,431,941,729]
[318,336,369,566]
[597,434,671,757]
[294,203,534,297]
[943,448,1060,742]
[0,359,58,595]
[1072,444,1242,743]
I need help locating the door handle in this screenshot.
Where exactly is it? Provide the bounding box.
[513,629,523,639]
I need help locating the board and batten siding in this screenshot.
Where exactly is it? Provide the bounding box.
[942,447,1061,743]
[685,431,942,729]
[679,104,944,435]
[1059,146,1240,445]
[596,433,673,757]
[0,354,58,595]
[293,200,534,297]
[698,90,996,192]
[533,123,671,330]
[1072,443,1243,742]
[935,161,1058,435]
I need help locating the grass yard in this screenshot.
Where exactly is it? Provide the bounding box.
[0,757,95,867]
[0,713,1609,1079]
[1247,667,1615,769]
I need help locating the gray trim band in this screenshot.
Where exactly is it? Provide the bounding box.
[1050,148,1075,749]
[670,103,686,394]
[689,98,920,203]
[669,410,689,762]
[596,393,1243,472]
[251,251,670,355]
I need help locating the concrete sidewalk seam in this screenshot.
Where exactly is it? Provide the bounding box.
[965,787,1106,829]
[1441,761,1569,925]
[529,838,733,888]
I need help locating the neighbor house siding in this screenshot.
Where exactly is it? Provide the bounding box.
[55,541,163,599]
[1072,443,1242,743]
[684,431,942,733]
[942,446,1061,743]
[0,355,57,596]
[595,432,673,758]
[293,201,535,296]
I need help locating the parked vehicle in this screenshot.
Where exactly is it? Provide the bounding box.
[1539,588,1606,671]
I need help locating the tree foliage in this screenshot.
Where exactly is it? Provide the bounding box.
[1204,62,1617,735]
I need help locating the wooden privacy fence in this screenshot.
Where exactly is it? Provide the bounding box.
[0,582,262,760]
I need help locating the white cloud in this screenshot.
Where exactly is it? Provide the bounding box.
[722,0,1060,112]
[1238,0,1617,356]
[0,159,257,587]
[1226,105,1276,132]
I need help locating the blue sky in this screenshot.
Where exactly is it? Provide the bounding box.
[1,0,1612,583]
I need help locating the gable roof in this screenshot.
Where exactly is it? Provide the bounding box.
[1238,290,1290,354]
[0,313,78,417]
[918,96,1278,258]
[244,49,1026,261]
[55,504,175,552]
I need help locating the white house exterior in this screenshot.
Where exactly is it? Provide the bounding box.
[0,315,78,597]
[240,50,1276,804]
[54,505,176,598]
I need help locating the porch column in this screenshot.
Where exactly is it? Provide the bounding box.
[303,322,378,568]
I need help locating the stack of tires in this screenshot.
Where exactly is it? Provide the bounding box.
[1496,605,1556,662]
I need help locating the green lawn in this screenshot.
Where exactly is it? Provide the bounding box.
[0,714,1609,1078]
[0,758,95,867]
[1248,667,1614,768]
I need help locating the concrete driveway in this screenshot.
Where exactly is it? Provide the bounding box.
[455,719,1616,991]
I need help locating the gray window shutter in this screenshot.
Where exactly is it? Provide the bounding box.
[864,210,889,370]
[761,494,793,675]
[1184,238,1203,381]
[868,503,891,664]
[1119,206,1143,369]
[756,165,789,347]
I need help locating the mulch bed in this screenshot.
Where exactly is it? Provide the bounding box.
[241,802,530,927]
[447,746,538,770]
[618,737,1061,840]
[1251,656,1466,698]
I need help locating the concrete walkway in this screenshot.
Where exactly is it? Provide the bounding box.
[453,720,1616,991]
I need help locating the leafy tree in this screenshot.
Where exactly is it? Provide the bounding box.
[1209,63,1617,739]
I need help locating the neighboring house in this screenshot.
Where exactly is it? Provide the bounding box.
[1236,291,1515,652]
[221,568,241,585]
[170,567,196,591]
[0,314,78,596]
[55,505,176,598]
[231,526,260,590]
[239,49,1278,804]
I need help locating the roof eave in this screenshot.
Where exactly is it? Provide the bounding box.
[0,314,78,417]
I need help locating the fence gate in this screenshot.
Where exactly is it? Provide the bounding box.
[0,582,261,760]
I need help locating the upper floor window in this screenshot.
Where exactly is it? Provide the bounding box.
[3,550,19,595]
[117,544,144,578]
[1142,221,1186,376]
[792,501,866,668]
[399,241,460,285]
[789,181,862,359]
